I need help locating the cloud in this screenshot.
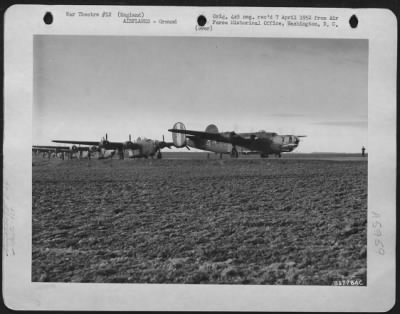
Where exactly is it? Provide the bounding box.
[314,120,368,128]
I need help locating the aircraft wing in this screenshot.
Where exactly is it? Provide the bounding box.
[158,141,175,149]
[33,146,70,152]
[33,145,70,150]
[52,140,124,150]
[168,128,254,145]
[52,140,100,146]
[168,128,229,142]
[33,147,57,152]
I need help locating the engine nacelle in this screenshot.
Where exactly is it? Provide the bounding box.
[124,141,135,150]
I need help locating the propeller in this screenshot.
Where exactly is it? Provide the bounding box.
[230,131,241,140]
[295,135,306,144]
[250,134,258,141]
[124,134,135,150]
[158,135,172,149]
[229,131,244,143]
[101,133,110,148]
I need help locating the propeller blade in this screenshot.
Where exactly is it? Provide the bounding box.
[106,133,108,141]
[163,134,165,142]
[129,134,131,141]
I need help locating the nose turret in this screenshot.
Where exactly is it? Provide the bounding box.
[280,135,301,152]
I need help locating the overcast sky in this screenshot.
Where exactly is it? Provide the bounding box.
[34,35,368,153]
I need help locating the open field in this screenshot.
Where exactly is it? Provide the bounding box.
[32,156,367,285]
[162,152,368,161]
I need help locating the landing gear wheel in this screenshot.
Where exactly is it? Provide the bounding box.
[157,151,162,159]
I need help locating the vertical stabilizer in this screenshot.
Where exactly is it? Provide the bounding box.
[172,122,187,148]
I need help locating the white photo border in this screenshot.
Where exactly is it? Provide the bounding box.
[3,5,397,311]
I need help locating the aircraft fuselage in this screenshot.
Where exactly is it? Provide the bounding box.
[187,131,300,155]
[187,138,249,154]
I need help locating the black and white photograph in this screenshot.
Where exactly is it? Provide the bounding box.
[3,5,396,311]
[32,34,369,285]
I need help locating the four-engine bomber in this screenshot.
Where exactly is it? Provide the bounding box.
[34,123,306,160]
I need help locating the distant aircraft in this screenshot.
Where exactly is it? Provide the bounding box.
[33,145,69,159]
[125,135,175,159]
[168,122,306,158]
[32,145,97,159]
[53,134,175,159]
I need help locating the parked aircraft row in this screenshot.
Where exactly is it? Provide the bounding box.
[33,122,306,160]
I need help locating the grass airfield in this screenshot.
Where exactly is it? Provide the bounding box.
[32,153,367,284]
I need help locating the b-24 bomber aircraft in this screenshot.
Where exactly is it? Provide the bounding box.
[53,134,175,159]
[32,145,96,159]
[169,122,306,158]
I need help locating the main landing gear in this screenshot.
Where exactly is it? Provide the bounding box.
[231,147,239,158]
[157,150,162,159]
